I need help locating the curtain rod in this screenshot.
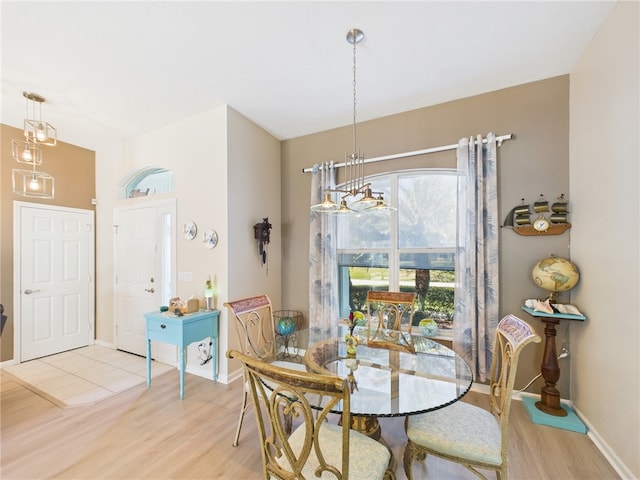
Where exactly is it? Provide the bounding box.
[302,133,514,173]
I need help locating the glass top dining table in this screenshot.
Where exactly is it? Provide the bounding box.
[279,325,473,421]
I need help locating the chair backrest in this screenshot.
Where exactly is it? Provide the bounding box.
[365,290,416,353]
[224,294,276,361]
[227,349,352,479]
[490,314,541,452]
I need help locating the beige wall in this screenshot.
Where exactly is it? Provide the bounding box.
[570,2,639,477]
[93,105,280,382]
[282,75,573,398]
[224,107,282,378]
[0,124,95,361]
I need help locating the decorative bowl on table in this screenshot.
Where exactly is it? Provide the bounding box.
[418,318,438,338]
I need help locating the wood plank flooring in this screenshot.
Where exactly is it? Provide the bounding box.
[1,369,620,479]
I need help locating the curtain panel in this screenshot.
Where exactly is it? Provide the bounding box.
[308,162,338,329]
[454,133,500,383]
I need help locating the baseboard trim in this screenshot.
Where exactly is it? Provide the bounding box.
[94,339,115,349]
[511,391,635,479]
[573,404,638,480]
[0,358,19,368]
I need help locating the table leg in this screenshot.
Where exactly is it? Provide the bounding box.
[179,346,185,400]
[536,317,567,416]
[146,339,151,388]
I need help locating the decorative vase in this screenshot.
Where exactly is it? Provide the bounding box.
[345,333,358,356]
[418,318,438,338]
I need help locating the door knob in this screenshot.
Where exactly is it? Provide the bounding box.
[24,289,41,295]
[145,288,155,293]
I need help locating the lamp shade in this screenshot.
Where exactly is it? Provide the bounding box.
[12,168,55,199]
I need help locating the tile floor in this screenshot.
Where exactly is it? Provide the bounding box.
[3,345,174,408]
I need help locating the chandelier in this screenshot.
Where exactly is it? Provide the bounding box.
[11,91,56,199]
[311,28,393,214]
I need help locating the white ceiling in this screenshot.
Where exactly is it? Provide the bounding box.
[1,1,616,151]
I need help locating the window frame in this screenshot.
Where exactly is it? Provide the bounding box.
[335,168,457,326]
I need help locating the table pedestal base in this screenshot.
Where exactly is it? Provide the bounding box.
[536,386,567,416]
[349,415,381,440]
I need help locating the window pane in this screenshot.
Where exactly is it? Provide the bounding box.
[337,253,389,315]
[125,167,174,199]
[398,173,456,248]
[399,252,455,271]
[336,170,457,331]
[337,177,391,249]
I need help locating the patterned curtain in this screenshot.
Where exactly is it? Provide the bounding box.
[308,162,338,329]
[454,133,499,383]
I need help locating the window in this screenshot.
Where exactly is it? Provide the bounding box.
[336,169,456,331]
[120,167,174,199]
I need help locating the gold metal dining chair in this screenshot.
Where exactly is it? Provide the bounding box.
[365,291,417,353]
[225,294,279,447]
[403,314,541,479]
[227,349,395,480]
[225,294,308,447]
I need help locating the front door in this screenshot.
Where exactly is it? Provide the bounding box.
[114,199,175,358]
[16,202,94,361]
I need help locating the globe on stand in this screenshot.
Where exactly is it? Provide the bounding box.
[532,255,580,303]
[276,316,296,336]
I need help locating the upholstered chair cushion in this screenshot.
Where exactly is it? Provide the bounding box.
[284,422,391,480]
[405,401,502,466]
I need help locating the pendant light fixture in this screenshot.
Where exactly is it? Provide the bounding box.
[22,91,57,146]
[311,28,393,214]
[12,91,56,199]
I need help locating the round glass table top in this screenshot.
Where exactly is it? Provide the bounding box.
[303,326,473,417]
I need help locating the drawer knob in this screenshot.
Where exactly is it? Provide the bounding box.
[161,324,166,329]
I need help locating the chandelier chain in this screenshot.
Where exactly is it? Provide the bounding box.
[352,31,358,158]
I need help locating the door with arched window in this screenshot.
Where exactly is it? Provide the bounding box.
[114,168,176,359]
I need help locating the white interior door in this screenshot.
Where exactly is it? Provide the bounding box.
[114,199,176,359]
[16,202,94,361]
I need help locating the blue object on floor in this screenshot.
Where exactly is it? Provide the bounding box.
[522,396,587,434]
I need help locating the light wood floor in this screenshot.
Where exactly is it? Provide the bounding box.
[1,368,620,479]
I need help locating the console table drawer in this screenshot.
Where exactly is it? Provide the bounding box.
[147,319,181,340]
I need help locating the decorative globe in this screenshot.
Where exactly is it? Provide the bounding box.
[532,256,580,299]
[276,317,296,336]
[418,318,438,338]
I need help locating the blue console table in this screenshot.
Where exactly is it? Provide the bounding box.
[144,309,220,399]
